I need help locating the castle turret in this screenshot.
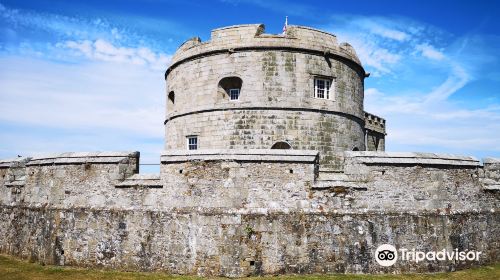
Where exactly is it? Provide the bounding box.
[165,24,385,167]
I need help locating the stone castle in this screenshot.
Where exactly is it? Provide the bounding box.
[0,24,498,277]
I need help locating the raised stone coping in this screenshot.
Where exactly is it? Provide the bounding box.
[23,151,139,166]
[345,151,480,166]
[161,149,319,163]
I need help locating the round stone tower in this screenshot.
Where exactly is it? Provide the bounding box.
[165,24,374,167]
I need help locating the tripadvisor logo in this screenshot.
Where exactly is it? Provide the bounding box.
[375,244,398,266]
[374,244,482,267]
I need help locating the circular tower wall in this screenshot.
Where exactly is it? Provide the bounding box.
[165,24,366,167]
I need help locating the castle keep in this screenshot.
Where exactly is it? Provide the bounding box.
[0,24,499,277]
[165,24,385,168]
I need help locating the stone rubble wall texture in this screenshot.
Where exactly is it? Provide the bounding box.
[0,24,498,277]
[165,24,384,168]
[0,150,499,277]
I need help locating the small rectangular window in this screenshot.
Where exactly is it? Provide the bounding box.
[229,88,240,100]
[187,136,198,150]
[314,78,332,100]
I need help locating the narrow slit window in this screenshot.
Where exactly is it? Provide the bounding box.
[314,78,332,100]
[229,88,240,100]
[187,136,198,150]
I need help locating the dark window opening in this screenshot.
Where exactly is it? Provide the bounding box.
[352,147,360,151]
[168,91,175,112]
[218,76,242,100]
[271,141,292,149]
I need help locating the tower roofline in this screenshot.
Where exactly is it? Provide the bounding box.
[165,24,364,79]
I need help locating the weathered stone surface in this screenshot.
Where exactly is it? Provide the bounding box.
[0,150,499,277]
[165,24,385,168]
[1,207,498,276]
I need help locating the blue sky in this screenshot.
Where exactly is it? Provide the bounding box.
[1,0,499,172]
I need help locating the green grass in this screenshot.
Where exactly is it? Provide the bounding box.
[0,254,499,280]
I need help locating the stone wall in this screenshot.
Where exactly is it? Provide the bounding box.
[167,110,364,168]
[1,207,497,276]
[0,152,138,209]
[0,150,498,277]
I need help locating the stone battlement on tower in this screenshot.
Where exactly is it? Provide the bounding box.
[169,24,361,71]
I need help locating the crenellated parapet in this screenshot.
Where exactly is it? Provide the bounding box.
[364,112,386,151]
[0,151,139,208]
[364,111,386,135]
[168,24,362,76]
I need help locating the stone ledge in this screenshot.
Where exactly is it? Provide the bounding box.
[25,151,139,166]
[115,174,162,188]
[161,149,319,163]
[345,151,480,166]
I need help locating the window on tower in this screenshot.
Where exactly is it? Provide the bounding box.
[314,78,333,100]
[229,88,240,100]
[186,136,198,150]
[218,76,243,101]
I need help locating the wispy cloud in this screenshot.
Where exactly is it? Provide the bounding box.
[415,43,445,60]
[0,2,174,168]
[0,55,165,164]
[219,0,315,17]
[0,2,183,52]
[325,15,500,157]
[62,39,171,71]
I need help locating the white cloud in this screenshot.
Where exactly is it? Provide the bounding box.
[0,2,184,51]
[354,19,410,41]
[365,82,500,154]
[415,43,445,60]
[330,15,500,157]
[0,2,179,169]
[325,16,413,76]
[424,63,469,102]
[62,39,171,71]
[0,55,165,164]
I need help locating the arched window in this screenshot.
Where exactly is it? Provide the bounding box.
[168,91,175,112]
[218,76,242,101]
[271,141,292,149]
[352,147,360,151]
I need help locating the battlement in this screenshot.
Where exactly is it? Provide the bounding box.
[1,150,499,276]
[364,111,386,135]
[0,151,139,203]
[168,24,361,76]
